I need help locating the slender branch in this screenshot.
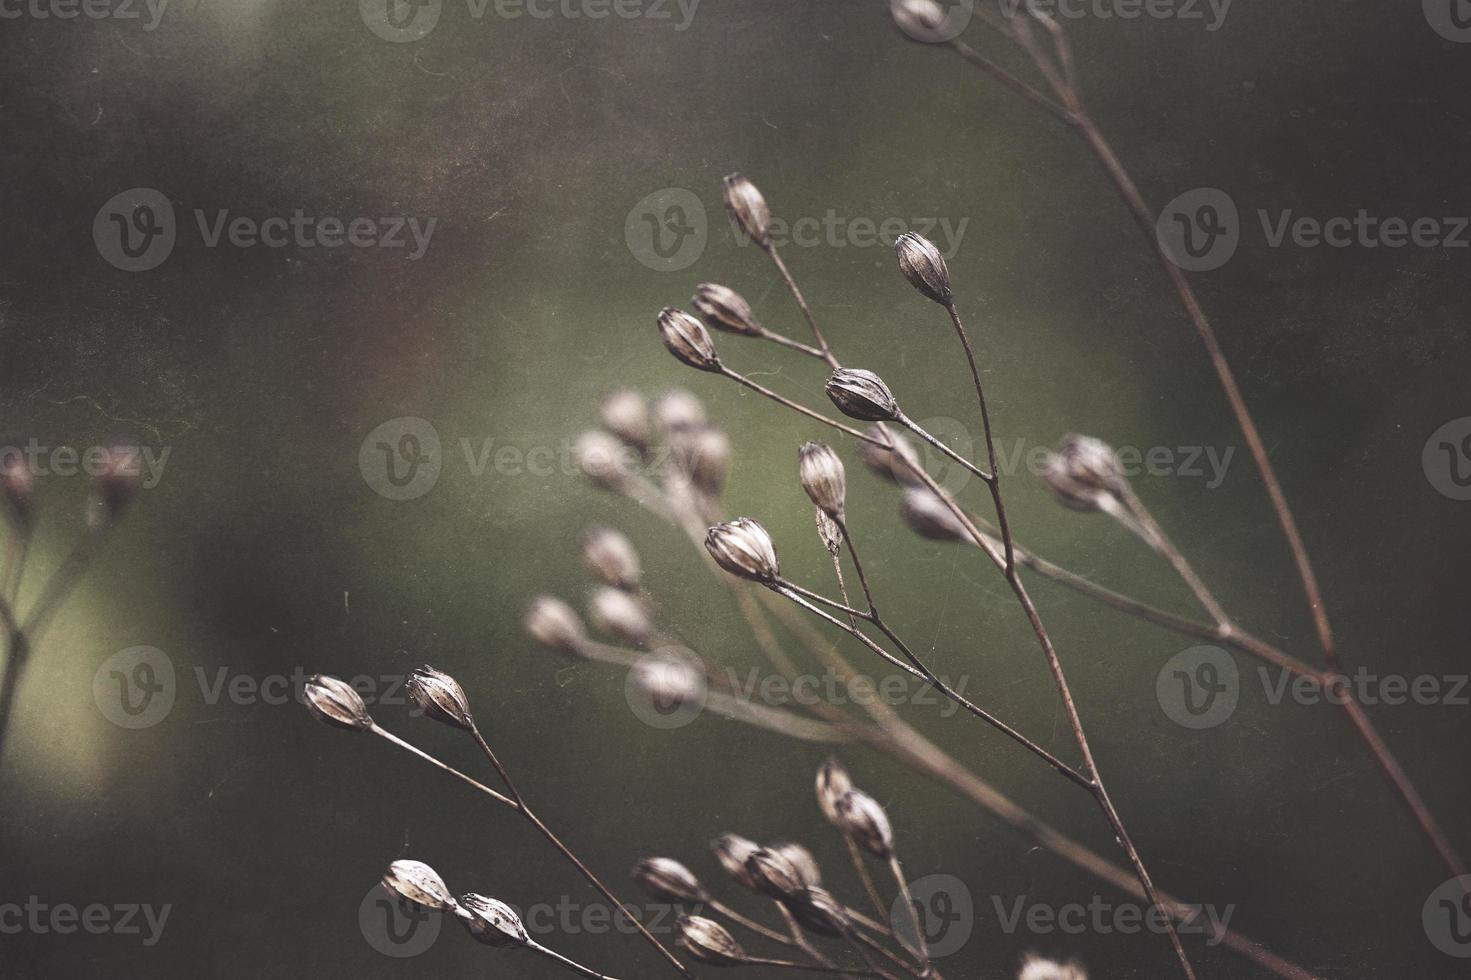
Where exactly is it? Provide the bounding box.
[368,725,517,808]
[895,412,990,481]
[943,302,1015,572]
[758,327,829,360]
[709,899,797,946]
[765,243,840,370]
[527,938,625,980]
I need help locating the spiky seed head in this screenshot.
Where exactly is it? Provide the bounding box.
[525,596,586,655]
[303,675,373,732]
[588,586,653,645]
[582,526,642,591]
[858,426,924,485]
[575,429,633,491]
[679,915,748,966]
[826,368,901,422]
[788,886,850,938]
[895,232,953,306]
[711,834,761,890]
[890,0,949,38]
[653,388,708,434]
[798,442,846,520]
[747,847,805,899]
[672,426,731,497]
[406,665,475,732]
[382,860,457,912]
[704,518,779,583]
[900,487,976,544]
[88,445,142,529]
[836,790,895,859]
[816,757,854,823]
[1040,434,1127,513]
[0,453,33,528]
[721,173,771,248]
[600,388,652,449]
[770,842,822,889]
[658,307,723,372]
[633,857,711,905]
[1018,955,1089,980]
[693,283,763,337]
[456,893,529,948]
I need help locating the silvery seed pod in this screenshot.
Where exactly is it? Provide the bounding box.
[747,847,805,899]
[575,429,632,491]
[693,283,764,337]
[382,860,457,912]
[0,454,33,527]
[582,526,642,591]
[770,842,822,889]
[858,426,923,486]
[653,388,708,434]
[1019,955,1089,980]
[815,508,842,557]
[835,790,895,859]
[895,232,953,306]
[890,0,948,38]
[525,596,586,655]
[1040,434,1127,513]
[303,675,373,732]
[600,388,652,450]
[406,665,475,732]
[816,758,853,824]
[456,894,529,948]
[88,446,142,529]
[633,857,711,905]
[632,654,705,708]
[900,488,975,544]
[798,442,846,520]
[704,518,780,583]
[673,426,731,497]
[825,368,901,423]
[679,915,748,966]
[659,307,722,372]
[711,834,761,890]
[722,173,771,248]
[588,586,653,645]
[787,886,850,938]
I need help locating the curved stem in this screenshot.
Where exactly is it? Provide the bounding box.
[527,938,624,980]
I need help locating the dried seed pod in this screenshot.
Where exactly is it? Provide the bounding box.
[672,426,731,498]
[575,429,632,491]
[600,388,651,449]
[1040,435,1127,513]
[798,442,846,520]
[721,173,771,248]
[858,425,923,486]
[770,842,822,889]
[632,654,705,708]
[895,232,953,306]
[525,596,586,655]
[1019,955,1089,980]
[406,665,476,732]
[693,283,763,337]
[588,586,653,645]
[704,518,780,583]
[825,368,900,423]
[653,388,708,434]
[456,894,529,948]
[582,526,642,591]
[658,307,722,372]
[382,860,457,912]
[0,454,33,527]
[816,757,854,824]
[815,508,842,557]
[787,886,850,938]
[303,675,373,732]
[711,834,761,890]
[890,0,949,38]
[746,847,805,900]
[679,915,748,966]
[89,446,142,528]
[835,790,895,859]
[900,487,975,544]
[633,857,711,905]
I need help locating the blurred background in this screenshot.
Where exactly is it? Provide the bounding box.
[2,1,1470,977]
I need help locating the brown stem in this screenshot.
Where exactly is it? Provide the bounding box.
[944,302,1015,572]
[766,243,840,370]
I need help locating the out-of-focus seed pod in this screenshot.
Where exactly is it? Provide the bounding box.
[588,586,653,646]
[601,389,652,450]
[721,173,771,248]
[575,430,633,491]
[0,454,33,528]
[770,842,822,889]
[711,834,761,890]
[1040,434,1128,514]
[900,487,976,544]
[1019,954,1089,980]
[787,886,851,938]
[653,389,707,434]
[525,596,586,655]
[835,790,895,859]
[582,526,642,591]
[816,758,853,824]
[89,445,142,529]
[673,426,731,498]
[693,283,763,337]
[679,915,748,966]
[746,847,805,900]
[858,426,923,486]
[633,857,711,905]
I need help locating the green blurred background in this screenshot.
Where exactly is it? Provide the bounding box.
[2,1,1470,977]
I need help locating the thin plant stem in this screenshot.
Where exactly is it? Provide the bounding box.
[845,837,888,934]
[742,957,883,976]
[886,854,930,975]
[527,938,625,980]
[758,328,828,360]
[720,367,880,446]
[708,899,796,946]
[368,725,516,808]
[894,413,990,481]
[766,242,839,370]
[1117,485,1230,628]
[944,301,1015,572]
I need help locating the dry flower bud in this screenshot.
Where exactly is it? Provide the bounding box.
[672,426,731,497]
[858,426,923,485]
[704,518,779,583]
[891,0,948,38]
[815,508,842,557]
[679,915,748,966]
[633,857,711,905]
[653,388,707,433]
[798,442,846,520]
[693,283,764,337]
[895,232,953,305]
[575,429,632,490]
[816,757,854,823]
[721,173,771,248]
[659,307,722,372]
[600,388,651,449]
[382,860,457,912]
[406,665,475,731]
[1019,955,1088,980]
[88,446,142,528]
[900,487,976,544]
[770,842,822,889]
[1041,434,1127,514]
[747,847,805,899]
[836,790,895,859]
[525,596,586,654]
[632,654,705,708]
[826,368,900,423]
[0,454,33,527]
[456,894,529,948]
[787,886,850,938]
[303,674,373,732]
[588,586,653,645]
[711,834,761,890]
[582,526,642,591]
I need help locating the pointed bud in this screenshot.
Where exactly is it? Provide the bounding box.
[704,518,779,583]
[583,526,642,591]
[711,834,761,890]
[825,368,900,422]
[900,488,976,544]
[836,790,895,859]
[798,442,846,520]
[0,453,34,528]
[382,860,457,912]
[770,842,822,889]
[693,283,764,337]
[747,847,805,899]
[601,388,651,449]
[653,388,707,434]
[721,173,771,248]
[88,446,142,529]
[575,429,634,490]
[525,596,586,655]
[858,426,923,485]
[406,665,475,732]
[1040,435,1127,514]
[672,426,731,498]
[456,894,529,948]
[304,675,373,732]
[1019,955,1089,980]
[679,915,748,966]
[659,307,722,372]
[895,232,953,306]
[787,886,850,938]
[588,586,653,645]
[816,757,853,823]
[633,857,711,905]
